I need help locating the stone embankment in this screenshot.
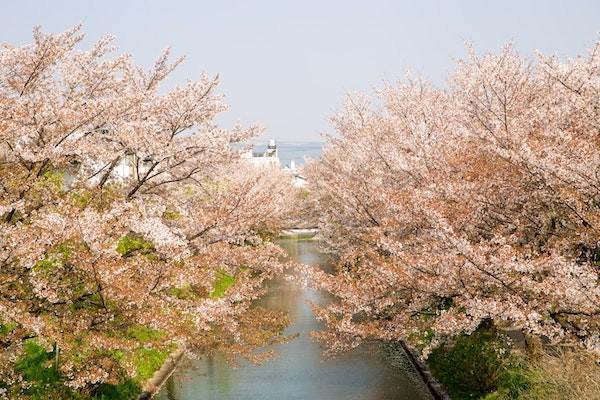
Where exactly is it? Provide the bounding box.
[399,341,450,400]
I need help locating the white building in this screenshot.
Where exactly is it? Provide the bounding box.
[243,139,309,188]
[282,159,307,188]
[113,139,308,189]
[111,155,154,181]
[242,138,308,188]
[242,139,281,168]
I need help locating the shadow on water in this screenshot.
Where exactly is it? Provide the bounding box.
[156,238,432,400]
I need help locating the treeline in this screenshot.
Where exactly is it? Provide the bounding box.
[304,42,600,399]
[0,26,293,399]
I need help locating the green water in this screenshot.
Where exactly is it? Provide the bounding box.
[156,238,431,400]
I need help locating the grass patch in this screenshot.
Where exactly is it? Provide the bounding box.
[131,347,171,382]
[209,270,236,298]
[126,325,165,343]
[13,340,79,399]
[15,341,61,384]
[122,325,176,384]
[509,348,600,400]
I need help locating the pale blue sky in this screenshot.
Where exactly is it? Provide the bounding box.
[1,1,599,141]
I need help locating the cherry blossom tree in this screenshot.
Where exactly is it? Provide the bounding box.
[305,41,600,358]
[0,26,292,397]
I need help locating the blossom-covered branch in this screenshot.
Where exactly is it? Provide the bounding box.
[305,41,600,357]
[0,26,292,396]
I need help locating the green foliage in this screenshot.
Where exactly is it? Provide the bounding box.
[37,170,64,191]
[0,321,17,337]
[48,242,76,269]
[55,241,75,258]
[71,190,93,208]
[32,241,79,272]
[210,270,236,298]
[427,326,529,399]
[120,325,175,384]
[116,234,154,257]
[15,341,58,382]
[126,325,165,343]
[168,284,200,300]
[33,258,58,272]
[10,331,172,399]
[407,328,435,352]
[162,210,181,220]
[93,379,140,400]
[14,341,79,399]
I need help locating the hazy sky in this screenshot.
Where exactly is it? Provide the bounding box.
[1,1,599,141]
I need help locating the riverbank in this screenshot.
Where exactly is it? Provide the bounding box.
[424,328,600,400]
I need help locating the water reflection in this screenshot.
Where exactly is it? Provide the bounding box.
[156,238,431,400]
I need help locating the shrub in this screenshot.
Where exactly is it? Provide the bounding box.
[427,326,528,399]
[93,379,140,400]
[10,331,172,400]
[13,341,79,399]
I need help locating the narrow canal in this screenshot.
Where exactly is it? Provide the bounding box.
[156,238,432,400]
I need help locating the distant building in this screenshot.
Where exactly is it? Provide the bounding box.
[114,156,135,180]
[243,139,307,188]
[242,139,281,168]
[282,159,307,188]
[112,154,154,181]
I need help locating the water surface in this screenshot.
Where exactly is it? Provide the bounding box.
[156,238,431,400]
